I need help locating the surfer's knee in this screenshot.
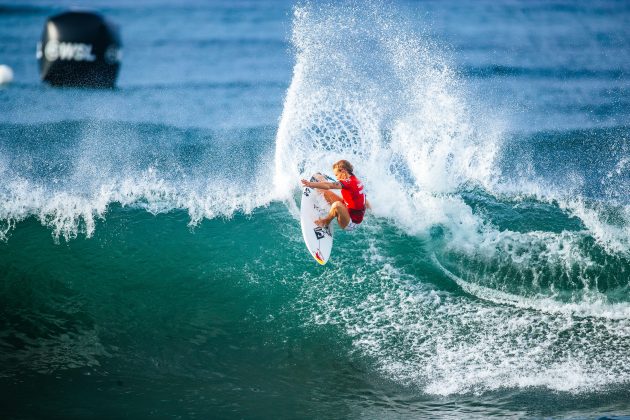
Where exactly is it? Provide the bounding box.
[330,201,344,214]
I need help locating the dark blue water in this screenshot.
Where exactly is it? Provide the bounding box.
[1,0,629,418]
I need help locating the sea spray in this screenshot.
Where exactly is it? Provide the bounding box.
[0,121,277,240]
[274,2,502,228]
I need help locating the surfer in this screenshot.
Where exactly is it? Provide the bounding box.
[301,159,367,231]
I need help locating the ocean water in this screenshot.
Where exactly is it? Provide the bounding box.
[1,0,629,418]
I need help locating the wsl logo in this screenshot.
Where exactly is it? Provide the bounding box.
[37,41,122,63]
[39,41,96,62]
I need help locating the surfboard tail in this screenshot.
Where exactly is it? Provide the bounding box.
[314,250,326,265]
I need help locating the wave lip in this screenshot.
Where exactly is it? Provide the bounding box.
[0,120,278,240]
[0,170,277,242]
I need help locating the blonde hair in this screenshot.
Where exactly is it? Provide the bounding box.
[333,159,354,175]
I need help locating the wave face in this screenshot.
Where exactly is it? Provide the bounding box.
[1,0,630,418]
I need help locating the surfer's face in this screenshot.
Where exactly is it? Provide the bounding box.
[333,168,349,180]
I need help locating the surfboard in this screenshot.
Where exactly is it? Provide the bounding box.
[300,173,335,265]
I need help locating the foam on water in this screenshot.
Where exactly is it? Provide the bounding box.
[301,230,630,395]
[491,184,630,263]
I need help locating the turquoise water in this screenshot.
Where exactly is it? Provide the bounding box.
[1,1,630,418]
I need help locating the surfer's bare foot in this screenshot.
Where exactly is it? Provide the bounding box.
[314,218,329,227]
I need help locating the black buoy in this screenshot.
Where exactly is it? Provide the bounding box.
[37,11,122,88]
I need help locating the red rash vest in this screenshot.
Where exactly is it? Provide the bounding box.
[339,175,366,223]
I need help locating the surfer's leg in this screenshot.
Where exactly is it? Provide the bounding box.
[321,190,343,205]
[332,201,351,229]
[316,201,351,229]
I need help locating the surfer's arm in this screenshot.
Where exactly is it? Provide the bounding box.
[301,179,342,190]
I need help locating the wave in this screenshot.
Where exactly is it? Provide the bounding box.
[0,120,278,240]
[0,4,56,15]
[122,80,288,92]
[462,65,627,80]
[150,38,288,48]
[1,1,629,397]
[493,126,630,254]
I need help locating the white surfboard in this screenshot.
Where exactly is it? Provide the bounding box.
[300,173,335,265]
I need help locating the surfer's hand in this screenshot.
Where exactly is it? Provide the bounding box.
[314,218,329,227]
[301,179,311,187]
